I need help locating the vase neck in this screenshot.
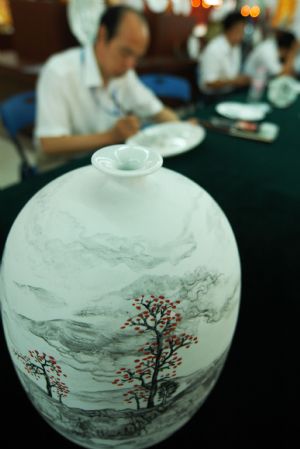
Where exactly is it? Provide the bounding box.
[91,145,163,179]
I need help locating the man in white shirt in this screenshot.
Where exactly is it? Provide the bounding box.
[35,5,179,164]
[244,29,298,78]
[198,12,250,94]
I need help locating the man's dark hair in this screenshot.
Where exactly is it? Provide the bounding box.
[223,11,246,32]
[275,29,296,49]
[99,5,147,41]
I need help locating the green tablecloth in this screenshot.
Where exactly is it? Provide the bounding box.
[0,95,299,448]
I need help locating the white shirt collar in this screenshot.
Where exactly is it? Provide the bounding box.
[221,34,235,54]
[82,45,103,88]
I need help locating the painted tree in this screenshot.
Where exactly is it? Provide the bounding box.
[123,385,149,410]
[51,377,70,403]
[158,380,179,406]
[14,349,69,402]
[113,295,198,409]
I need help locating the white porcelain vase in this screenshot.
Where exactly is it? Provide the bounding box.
[1,145,241,449]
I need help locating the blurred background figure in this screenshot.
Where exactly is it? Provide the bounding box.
[198,11,251,95]
[186,23,207,61]
[205,0,237,43]
[244,29,298,78]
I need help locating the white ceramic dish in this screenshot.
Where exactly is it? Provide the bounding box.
[216,102,270,121]
[126,122,206,157]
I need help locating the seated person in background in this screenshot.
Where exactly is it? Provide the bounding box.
[198,11,251,95]
[35,5,181,168]
[244,29,299,79]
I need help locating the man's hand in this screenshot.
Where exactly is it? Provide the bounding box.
[110,115,140,142]
[186,117,199,125]
[233,74,251,87]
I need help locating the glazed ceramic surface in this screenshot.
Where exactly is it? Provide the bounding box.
[1,145,241,449]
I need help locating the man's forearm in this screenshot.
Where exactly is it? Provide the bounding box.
[152,107,179,123]
[205,74,250,90]
[39,108,180,156]
[205,79,234,89]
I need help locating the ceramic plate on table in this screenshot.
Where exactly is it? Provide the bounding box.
[126,122,206,158]
[216,102,270,121]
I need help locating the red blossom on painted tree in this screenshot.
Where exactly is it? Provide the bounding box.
[113,295,199,409]
[123,385,150,410]
[50,377,70,402]
[14,349,69,401]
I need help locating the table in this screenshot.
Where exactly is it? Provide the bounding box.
[0,94,299,449]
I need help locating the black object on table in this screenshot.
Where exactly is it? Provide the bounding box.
[0,94,299,449]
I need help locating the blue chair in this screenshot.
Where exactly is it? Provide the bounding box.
[139,73,192,104]
[0,90,37,181]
